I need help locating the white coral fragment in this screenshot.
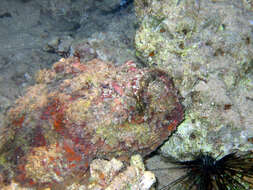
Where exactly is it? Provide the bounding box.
[90,155,156,190]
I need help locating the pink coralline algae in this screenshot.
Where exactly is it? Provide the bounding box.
[0,57,184,188]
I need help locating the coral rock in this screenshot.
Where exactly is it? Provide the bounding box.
[1,155,155,190]
[135,0,253,160]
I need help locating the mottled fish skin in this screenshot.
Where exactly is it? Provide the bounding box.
[0,57,184,187]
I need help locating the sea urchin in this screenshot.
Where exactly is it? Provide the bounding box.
[155,151,253,190]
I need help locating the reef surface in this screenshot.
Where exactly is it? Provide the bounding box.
[135,0,253,160]
[1,155,156,190]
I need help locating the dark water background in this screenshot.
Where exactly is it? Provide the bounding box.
[0,0,136,100]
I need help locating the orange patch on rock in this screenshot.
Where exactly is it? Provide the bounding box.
[53,114,65,133]
[13,115,25,127]
[112,82,124,96]
[63,142,82,162]
[167,120,178,131]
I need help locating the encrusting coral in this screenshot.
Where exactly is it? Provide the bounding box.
[135,0,253,160]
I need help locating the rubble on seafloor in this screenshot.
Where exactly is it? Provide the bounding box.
[1,155,156,190]
[134,0,253,160]
[0,56,184,188]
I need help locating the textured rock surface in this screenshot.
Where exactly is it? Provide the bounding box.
[87,154,155,190]
[0,57,183,187]
[135,0,253,160]
[0,155,155,190]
